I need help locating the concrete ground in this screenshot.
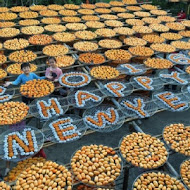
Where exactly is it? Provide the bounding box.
[0,108,189,189]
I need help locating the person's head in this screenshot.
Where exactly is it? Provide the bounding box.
[21,62,31,74]
[48,56,57,67]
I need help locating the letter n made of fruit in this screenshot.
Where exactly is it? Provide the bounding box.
[4,129,38,159]
[49,118,79,142]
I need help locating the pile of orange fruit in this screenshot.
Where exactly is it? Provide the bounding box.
[28,34,53,45]
[4,157,46,182]
[7,63,37,75]
[9,50,37,63]
[20,79,54,98]
[0,101,29,125]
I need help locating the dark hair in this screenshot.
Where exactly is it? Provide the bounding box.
[21,62,30,70]
[48,56,56,62]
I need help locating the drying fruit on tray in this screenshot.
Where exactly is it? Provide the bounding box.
[123,0,137,4]
[19,19,40,26]
[20,79,54,98]
[126,18,145,26]
[0,27,19,37]
[62,16,81,22]
[44,24,66,32]
[0,7,9,12]
[43,44,69,56]
[157,15,176,22]
[64,3,80,9]
[179,30,190,37]
[111,7,126,13]
[0,21,15,27]
[28,34,52,45]
[166,22,185,31]
[186,65,190,74]
[161,32,182,40]
[86,21,105,29]
[181,20,190,27]
[129,46,154,57]
[7,63,37,75]
[30,5,47,11]
[150,43,176,53]
[113,27,135,35]
[81,3,96,9]
[104,20,123,27]
[13,160,72,190]
[4,157,46,182]
[0,55,6,65]
[75,30,97,40]
[95,2,110,7]
[0,181,11,189]
[163,123,190,156]
[144,57,173,69]
[77,184,114,190]
[133,25,153,34]
[21,26,44,35]
[110,1,124,6]
[94,8,111,14]
[4,38,29,50]
[66,23,87,31]
[120,133,168,169]
[39,9,58,16]
[126,5,142,11]
[74,41,98,52]
[78,9,94,14]
[171,40,190,50]
[79,53,105,64]
[90,66,120,79]
[0,69,7,79]
[95,28,116,37]
[141,4,157,10]
[99,39,122,49]
[54,55,75,67]
[105,49,132,61]
[142,17,161,24]
[150,9,167,15]
[134,11,151,17]
[142,33,165,43]
[82,15,100,21]
[59,9,77,16]
[41,17,61,24]
[180,159,190,188]
[11,6,29,12]
[48,4,64,10]
[0,12,17,20]
[71,144,121,186]
[9,50,37,63]
[117,12,134,19]
[149,23,169,32]
[19,11,38,18]
[0,101,29,125]
[53,32,76,42]
[133,172,186,190]
[124,37,147,46]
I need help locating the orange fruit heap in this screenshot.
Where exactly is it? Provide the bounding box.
[0,101,29,125]
[20,79,54,98]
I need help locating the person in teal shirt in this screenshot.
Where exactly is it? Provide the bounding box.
[4,62,45,104]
